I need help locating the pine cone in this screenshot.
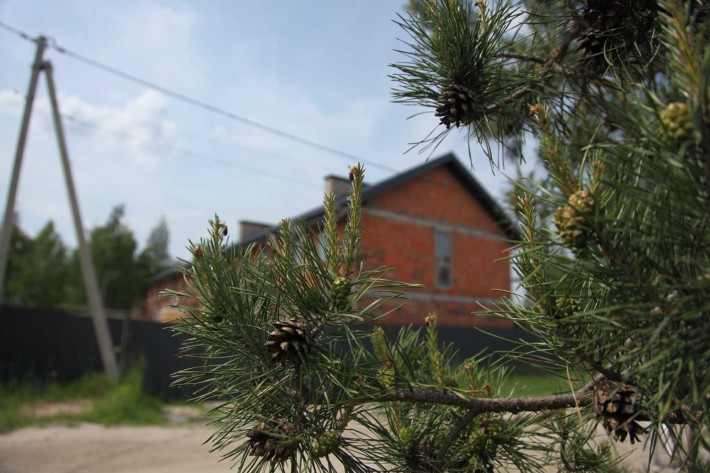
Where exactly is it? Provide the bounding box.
[313,429,341,458]
[660,101,694,141]
[331,276,352,311]
[594,381,644,444]
[554,190,594,251]
[577,0,659,75]
[435,84,478,129]
[582,0,631,31]
[265,320,312,366]
[246,421,297,463]
[555,296,582,318]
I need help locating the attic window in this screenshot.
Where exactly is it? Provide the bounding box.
[435,230,452,289]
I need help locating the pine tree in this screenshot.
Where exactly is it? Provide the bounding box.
[138,217,171,278]
[173,1,709,471]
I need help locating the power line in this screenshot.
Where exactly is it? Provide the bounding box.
[2,81,489,203]
[1,86,319,189]
[0,20,397,173]
[63,113,320,189]
[0,19,34,41]
[1,80,317,171]
[51,51,397,174]
[0,21,486,198]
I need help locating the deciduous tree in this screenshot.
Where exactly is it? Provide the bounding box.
[66,206,171,310]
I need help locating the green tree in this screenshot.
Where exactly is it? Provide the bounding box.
[173,1,709,471]
[65,207,172,311]
[137,217,171,279]
[21,222,67,307]
[66,206,140,310]
[3,220,68,308]
[1,219,31,305]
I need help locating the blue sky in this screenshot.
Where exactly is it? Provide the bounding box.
[0,1,531,259]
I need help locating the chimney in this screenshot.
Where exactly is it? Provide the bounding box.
[239,220,270,242]
[324,175,352,199]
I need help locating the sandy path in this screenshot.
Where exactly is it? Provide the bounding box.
[0,422,677,472]
[0,424,232,473]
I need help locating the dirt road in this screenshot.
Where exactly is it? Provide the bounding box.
[0,424,231,473]
[0,422,676,473]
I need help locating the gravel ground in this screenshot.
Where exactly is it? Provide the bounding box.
[0,422,679,473]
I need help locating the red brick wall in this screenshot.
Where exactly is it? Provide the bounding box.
[142,165,513,327]
[368,167,503,234]
[385,300,514,328]
[360,166,512,328]
[142,272,197,322]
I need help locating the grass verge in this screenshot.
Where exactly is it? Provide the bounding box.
[1,365,585,434]
[0,367,168,433]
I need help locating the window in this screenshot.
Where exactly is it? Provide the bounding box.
[316,231,328,261]
[435,230,452,288]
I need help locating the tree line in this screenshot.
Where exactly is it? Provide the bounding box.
[2,205,171,311]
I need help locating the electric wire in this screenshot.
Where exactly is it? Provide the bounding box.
[1,87,318,189]
[64,113,319,190]
[0,19,397,173]
[56,46,398,172]
[0,20,503,205]
[2,79,327,174]
[1,82,506,213]
[0,19,33,41]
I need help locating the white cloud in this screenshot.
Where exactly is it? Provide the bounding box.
[0,88,24,115]
[0,87,195,255]
[60,90,176,166]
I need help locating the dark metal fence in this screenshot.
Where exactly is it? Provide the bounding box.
[0,305,196,398]
[0,305,536,399]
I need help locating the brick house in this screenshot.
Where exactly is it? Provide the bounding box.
[142,153,518,328]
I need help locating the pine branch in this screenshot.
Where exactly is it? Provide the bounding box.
[543,19,580,72]
[434,406,482,464]
[373,388,593,412]
[371,387,702,424]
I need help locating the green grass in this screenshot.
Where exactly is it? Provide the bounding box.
[0,366,167,433]
[82,368,166,426]
[498,367,584,397]
[0,364,585,434]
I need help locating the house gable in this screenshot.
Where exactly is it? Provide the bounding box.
[362,155,511,302]
[365,165,507,237]
[141,153,516,327]
[359,153,517,240]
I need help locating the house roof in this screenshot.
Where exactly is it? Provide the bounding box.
[149,153,519,284]
[239,152,519,244]
[146,261,190,285]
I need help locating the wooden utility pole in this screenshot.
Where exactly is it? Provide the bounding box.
[0,37,119,383]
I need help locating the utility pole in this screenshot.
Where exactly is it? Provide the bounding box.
[44,61,119,383]
[0,36,46,304]
[0,37,119,383]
